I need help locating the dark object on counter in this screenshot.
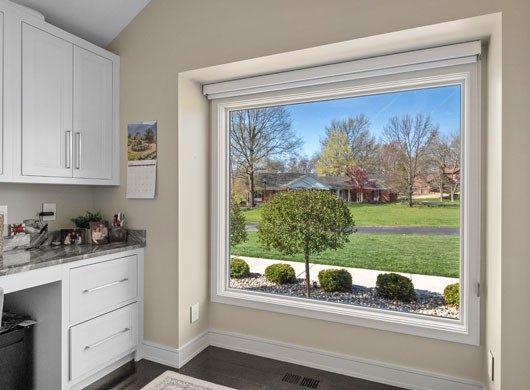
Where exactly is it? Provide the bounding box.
[0,315,34,390]
[27,222,49,250]
[109,228,127,243]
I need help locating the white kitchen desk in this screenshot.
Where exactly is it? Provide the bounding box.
[0,236,145,389]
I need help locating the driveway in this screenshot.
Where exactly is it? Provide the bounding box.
[354,226,459,235]
[245,224,459,235]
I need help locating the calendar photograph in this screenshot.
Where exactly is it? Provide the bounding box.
[128,121,157,161]
[127,120,157,199]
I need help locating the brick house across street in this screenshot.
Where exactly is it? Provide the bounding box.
[254,173,397,203]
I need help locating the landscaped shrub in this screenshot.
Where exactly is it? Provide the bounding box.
[443,283,460,306]
[230,258,250,279]
[264,263,296,284]
[318,269,352,292]
[376,273,416,302]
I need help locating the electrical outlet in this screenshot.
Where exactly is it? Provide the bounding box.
[190,303,199,323]
[42,203,57,221]
[488,350,494,381]
[0,205,7,225]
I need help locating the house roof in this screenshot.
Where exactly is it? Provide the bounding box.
[256,173,390,191]
[256,173,308,190]
[284,175,332,190]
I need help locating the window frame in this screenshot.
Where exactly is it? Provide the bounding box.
[210,54,481,345]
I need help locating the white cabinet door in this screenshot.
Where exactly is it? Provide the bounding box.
[21,23,73,177]
[73,46,113,180]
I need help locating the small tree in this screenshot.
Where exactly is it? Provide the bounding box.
[258,190,354,296]
[230,192,248,247]
[144,127,155,143]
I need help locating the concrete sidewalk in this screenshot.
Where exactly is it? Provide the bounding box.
[234,256,458,294]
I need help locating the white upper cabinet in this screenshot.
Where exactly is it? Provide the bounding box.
[73,46,113,180]
[22,23,73,178]
[0,2,119,185]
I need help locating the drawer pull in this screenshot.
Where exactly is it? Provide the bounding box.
[84,327,130,350]
[82,278,129,294]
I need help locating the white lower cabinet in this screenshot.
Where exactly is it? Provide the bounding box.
[65,251,143,389]
[70,303,138,381]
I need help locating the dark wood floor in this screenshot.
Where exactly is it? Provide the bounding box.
[85,346,406,390]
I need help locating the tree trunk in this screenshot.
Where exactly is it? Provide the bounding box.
[249,172,255,208]
[407,172,414,207]
[305,254,311,297]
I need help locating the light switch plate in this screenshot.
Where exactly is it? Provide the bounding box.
[42,203,57,221]
[191,303,199,323]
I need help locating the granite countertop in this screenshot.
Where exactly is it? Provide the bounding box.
[0,230,146,277]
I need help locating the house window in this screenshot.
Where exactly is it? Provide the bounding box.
[208,42,481,345]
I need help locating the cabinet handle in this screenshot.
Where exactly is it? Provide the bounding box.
[82,278,129,294]
[84,328,130,351]
[75,132,81,169]
[65,131,72,168]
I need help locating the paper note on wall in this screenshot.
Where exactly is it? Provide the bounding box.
[126,121,157,199]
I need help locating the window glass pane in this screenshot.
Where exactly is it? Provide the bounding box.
[229,85,461,320]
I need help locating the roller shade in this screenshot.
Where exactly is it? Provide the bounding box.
[203,41,480,100]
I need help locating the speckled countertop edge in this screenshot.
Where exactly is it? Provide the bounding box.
[0,230,146,277]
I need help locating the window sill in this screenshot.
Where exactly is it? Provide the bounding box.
[212,286,479,345]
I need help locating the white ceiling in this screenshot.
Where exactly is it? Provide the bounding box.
[9,0,151,47]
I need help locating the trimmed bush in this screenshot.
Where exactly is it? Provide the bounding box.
[318,269,352,292]
[376,273,416,302]
[264,263,296,284]
[230,258,250,279]
[443,283,460,306]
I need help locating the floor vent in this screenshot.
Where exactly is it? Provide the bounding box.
[282,373,302,385]
[299,376,320,389]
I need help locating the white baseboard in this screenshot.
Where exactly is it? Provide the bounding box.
[140,340,180,368]
[142,329,484,390]
[178,331,211,367]
[140,331,209,369]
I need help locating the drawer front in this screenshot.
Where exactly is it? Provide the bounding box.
[70,303,138,380]
[70,255,137,324]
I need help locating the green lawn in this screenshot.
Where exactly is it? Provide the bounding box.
[231,231,460,278]
[243,201,460,227]
[242,207,264,224]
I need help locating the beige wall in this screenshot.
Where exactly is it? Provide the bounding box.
[102,0,530,388]
[0,184,95,231]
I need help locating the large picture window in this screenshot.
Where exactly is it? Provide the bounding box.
[208,42,481,344]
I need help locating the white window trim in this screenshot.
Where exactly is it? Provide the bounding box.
[209,44,481,345]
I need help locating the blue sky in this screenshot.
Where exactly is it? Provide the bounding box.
[285,85,461,156]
